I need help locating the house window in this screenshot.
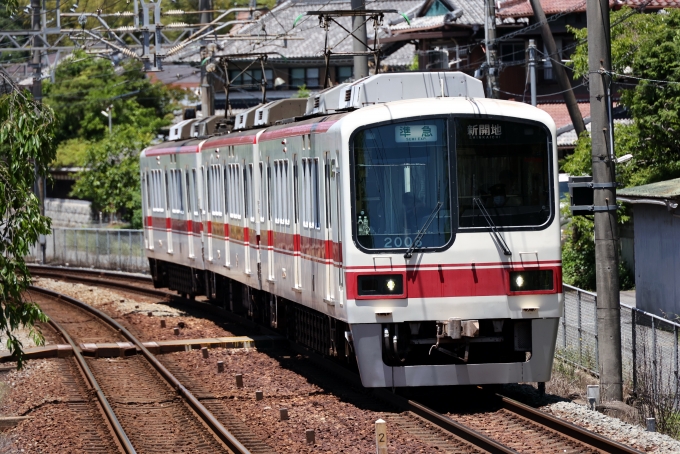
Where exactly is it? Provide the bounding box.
[500,42,525,63]
[290,68,320,88]
[336,66,352,83]
[228,69,273,89]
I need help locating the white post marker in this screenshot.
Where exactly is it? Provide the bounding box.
[375,419,387,454]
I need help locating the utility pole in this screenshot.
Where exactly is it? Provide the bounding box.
[587,0,622,402]
[351,0,369,79]
[31,0,46,264]
[528,0,585,134]
[528,39,537,106]
[484,0,499,98]
[199,0,215,117]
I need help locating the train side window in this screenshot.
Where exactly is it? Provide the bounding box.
[170,169,184,214]
[283,160,290,225]
[191,169,198,217]
[273,162,278,224]
[259,162,265,222]
[313,158,320,230]
[267,162,272,221]
[209,165,223,217]
[301,158,308,229]
[293,157,299,223]
[248,164,255,222]
[164,170,170,212]
[223,166,229,218]
[185,171,192,217]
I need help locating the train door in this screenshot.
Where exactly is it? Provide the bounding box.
[258,161,266,279]
[335,151,344,293]
[293,155,302,290]
[164,168,173,254]
[185,171,194,258]
[324,153,335,303]
[188,169,200,259]
[244,162,252,275]
[223,164,232,268]
[142,170,153,250]
[266,160,274,281]
[206,166,213,261]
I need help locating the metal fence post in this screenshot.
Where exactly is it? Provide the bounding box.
[652,316,658,399]
[118,230,121,271]
[562,293,567,349]
[632,308,637,395]
[85,229,89,266]
[63,228,66,264]
[95,230,100,268]
[75,229,78,266]
[128,230,132,272]
[675,324,678,409]
[139,232,144,269]
[594,292,599,373]
[577,290,582,364]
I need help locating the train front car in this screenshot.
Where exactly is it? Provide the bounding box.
[337,92,562,387]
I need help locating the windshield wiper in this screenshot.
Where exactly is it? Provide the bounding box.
[473,197,512,256]
[404,201,442,259]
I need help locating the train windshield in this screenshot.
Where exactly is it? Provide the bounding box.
[456,118,551,228]
[353,119,451,251]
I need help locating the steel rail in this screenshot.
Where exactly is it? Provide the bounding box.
[45,318,136,454]
[498,395,643,454]
[29,267,644,454]
[30,285,252,454]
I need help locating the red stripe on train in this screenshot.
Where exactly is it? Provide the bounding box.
[345,266,563,299]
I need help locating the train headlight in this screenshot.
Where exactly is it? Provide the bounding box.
[357,274,404,296]
[509,270,554,292]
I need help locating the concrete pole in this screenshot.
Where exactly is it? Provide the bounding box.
[351,0,369,79]
[199,0,214,117]
[31,0,46,264]
[528,39,537,106]
[528,0,585,135]
[587,0,623,402]
[484,0,499,98]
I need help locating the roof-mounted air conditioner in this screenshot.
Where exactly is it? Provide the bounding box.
[338,72,484,110]
[233,104,264,130]
[254,98,308,127]
[305,83,350,115]
[169,118,198,141]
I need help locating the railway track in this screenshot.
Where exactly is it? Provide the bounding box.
[29,284,252,454]
[28,265,644,454]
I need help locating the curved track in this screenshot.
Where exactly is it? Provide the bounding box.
[29,265,644,454]
[29,284,251,454]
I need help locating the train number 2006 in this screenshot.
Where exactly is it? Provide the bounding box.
[383,237,422,248]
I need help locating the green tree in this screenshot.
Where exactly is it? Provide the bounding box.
[0,70,53,366]
[44,51,183,225]
[560,8,680,289]
[71,126,150,228]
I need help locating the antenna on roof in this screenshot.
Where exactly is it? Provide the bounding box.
[300,9,399,88]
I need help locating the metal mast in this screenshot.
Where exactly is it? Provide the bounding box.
[351,0,369,79]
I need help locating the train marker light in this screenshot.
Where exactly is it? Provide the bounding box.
[515,275,525,288]
[386,279,396,292]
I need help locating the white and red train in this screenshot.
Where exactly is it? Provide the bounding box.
[141,72,563,387]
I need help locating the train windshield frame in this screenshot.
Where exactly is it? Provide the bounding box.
[351,117,454,253]
[455,117,553,230]
[350,115,554,254]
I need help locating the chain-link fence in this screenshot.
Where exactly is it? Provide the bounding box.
[27,228,147,273]
[558,284,680,407]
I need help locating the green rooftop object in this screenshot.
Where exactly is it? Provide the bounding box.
[618,178,680,200]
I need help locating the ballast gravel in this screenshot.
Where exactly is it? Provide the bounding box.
[545,401,680,453]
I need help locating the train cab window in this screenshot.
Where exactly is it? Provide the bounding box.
[352,119,451,251]
[455,119,551,228]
